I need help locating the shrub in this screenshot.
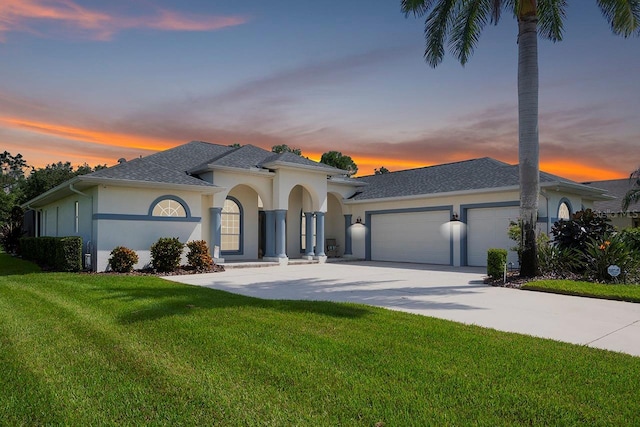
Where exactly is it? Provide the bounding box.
[150,237,184,272]
[582,233,640,283]
[620,227,640,252]
[507,220,523,265]
[186,240,213,271]
[19,236,82,272]
[537,233,582,277]
[487,248,507,279]
[108,246,139,273]
[550,209,614,256]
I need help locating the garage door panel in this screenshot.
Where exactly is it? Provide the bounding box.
[466,207,519,267]
[371,211,450,264]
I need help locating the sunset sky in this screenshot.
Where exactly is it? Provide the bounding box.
[1,0,638,181]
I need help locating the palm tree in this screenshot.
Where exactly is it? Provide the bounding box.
[401,0,639,276]
[622,166,640,211]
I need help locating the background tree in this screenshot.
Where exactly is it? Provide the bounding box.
[271,144,302,156]
[1,151,29,192]
[320,151,358,176]
[401,0,639,277]
[228,143,242,148]
[375,166,390,175]
[0,152,29,239]
[18,162,105,204]
[623,166,640,212]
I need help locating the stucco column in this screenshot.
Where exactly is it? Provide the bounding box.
[343,214,353,256]
[209,207,223,260]
[305,212,315,257]
[264,210,276,258]
[275,209,287,258]
[315,211,325,257]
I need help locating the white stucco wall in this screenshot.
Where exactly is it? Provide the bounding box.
[93,185,205,271]
[37,188,96,262]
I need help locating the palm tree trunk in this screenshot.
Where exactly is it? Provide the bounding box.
[518,11,540,277]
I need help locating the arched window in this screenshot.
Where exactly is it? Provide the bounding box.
[221,197,242,253]
[558,201,571,220]
[152,198,187,217]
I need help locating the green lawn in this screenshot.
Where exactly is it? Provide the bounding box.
[523,279,640,303]
[1,254,639,425]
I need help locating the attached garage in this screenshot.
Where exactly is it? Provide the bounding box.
[369,209,451,265]
[465,204,520,267]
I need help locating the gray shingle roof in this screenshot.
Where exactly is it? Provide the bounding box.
[350,157,576,200]
[88,157,213,187]
[584,179,640,213]
[260,152,347,174]
[144,140,234,172]
[87,141,344,186]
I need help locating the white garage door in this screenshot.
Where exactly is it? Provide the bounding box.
[466,206,520,267]
[370,210,450,264]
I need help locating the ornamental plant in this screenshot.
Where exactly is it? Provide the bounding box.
[150,237,184,272]
[186,240,213,271]
[551,209,614,257]
[582,233,640,283]
[108,246,139,273]
[536,233,581,278]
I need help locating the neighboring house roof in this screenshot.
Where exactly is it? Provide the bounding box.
[583,178,640,213]
[349,157,606,201]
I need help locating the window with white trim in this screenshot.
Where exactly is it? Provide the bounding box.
[152,198,186,217]
[221,198,241,252]
[558,202,571,220]
[74,201,79,233]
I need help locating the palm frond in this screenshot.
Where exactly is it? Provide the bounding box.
[597,0,640,37]
[450,0,493,65]
[401,0,438,17]
[538,0,567,41]
[622,166,640,211]
[424,0,459,67]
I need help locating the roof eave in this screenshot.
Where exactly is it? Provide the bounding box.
[260,160,346,176]
[206,165,276,176]
[540,181,614,201]
[344,185,521,205]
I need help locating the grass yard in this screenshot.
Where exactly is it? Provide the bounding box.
[1,254,639,425]
[523,279,640,303]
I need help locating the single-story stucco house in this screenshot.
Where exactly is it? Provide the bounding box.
[22,141,611,271]
[583,179,640,229]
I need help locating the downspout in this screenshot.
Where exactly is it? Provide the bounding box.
[540,190,550,235]
[69,183,89,198]
[69,182,94,270]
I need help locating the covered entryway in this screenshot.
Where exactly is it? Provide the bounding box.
[465,205,519,267]
[369,209,451,264]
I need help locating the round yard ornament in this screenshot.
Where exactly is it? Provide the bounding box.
[607,265,621,278]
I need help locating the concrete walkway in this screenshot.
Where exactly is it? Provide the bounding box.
[163,261,640,357]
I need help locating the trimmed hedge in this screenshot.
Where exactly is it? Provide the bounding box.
[19,236,83,272]
[487,248,507,279]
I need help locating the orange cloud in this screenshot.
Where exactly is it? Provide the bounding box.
[539,160,626,183]
[0,0,248,41]
[0,116,180,152]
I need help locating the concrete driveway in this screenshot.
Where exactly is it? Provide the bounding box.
[164,261,640,357]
